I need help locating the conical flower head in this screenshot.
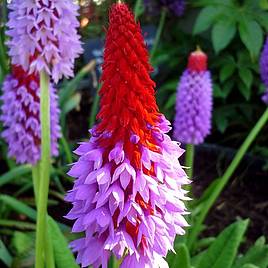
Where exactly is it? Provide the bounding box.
[0,65,61,164]
[65,3,189,268]
[260,37,268,87]
[6,0,83,83]
[173,49,213,145]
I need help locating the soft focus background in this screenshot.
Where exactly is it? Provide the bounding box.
[0,0,268,267]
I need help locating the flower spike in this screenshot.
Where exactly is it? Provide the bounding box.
[174,48,213,145]
[0,65,61,164]
[65,3,189,268]
[6,0,83,83]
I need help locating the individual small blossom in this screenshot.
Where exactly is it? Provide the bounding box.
[262,89,268,105]
[6,0,83,83]
[144,0,186,17]
[260,37,268,87]
[65,3,189,268]
[173,49,213,145]
[0,65,61,164]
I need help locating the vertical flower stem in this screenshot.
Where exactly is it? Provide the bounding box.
[112,256,120,268]
[134,0,143,20]
[150,8,167,61]
[35,71,51,268]
[89,84,101,128]
[32,164,40,204]
[185,144,194,179]
[45,225,55,268]
[187,108,268,250]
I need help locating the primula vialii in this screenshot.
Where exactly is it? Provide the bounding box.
[66,3,189,268]
[0,65,61,164]
[174,49,213,145]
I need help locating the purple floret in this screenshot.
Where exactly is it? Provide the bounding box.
[6,0,83,83]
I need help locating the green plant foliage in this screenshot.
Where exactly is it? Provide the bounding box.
[48,217,79,268]
[0,239,12,267]
[11,232,35,268]
[0,165,31,187]
[194,0,266,57]
[232,237,268,268]
[170,244,192,268]
[0,195,37,221]
[196,220,249,268]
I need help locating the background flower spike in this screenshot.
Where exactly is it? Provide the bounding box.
[173,48,213,145]
[6,0,83,83]
[0,65,61,165]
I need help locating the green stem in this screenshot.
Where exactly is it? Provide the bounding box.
[89,84,101,128]
[150,8,167,61]
[60,135,73,164]
[33,163,55,268]
[134,0,143,20]
[112,255,120,268]
[35,71,51,268]
[187,108,268,250]
[185,144,195,179]
[32,163,40,205]
[45,219,55,268]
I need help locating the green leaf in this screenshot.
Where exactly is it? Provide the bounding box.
[239,19,263,59]
[242,264,259,268]
[233,236,268,268]
[0,195,36,221]
[59,63,94,107]
[239,68,253,89]
[0,239,12,267]
[255,11,268,31]
[220,64,236,82]
[61,93,81,117]
[212,20,236,53]
[193,6,222,34]
[213,84,224,98]
[0,165,31,187]
[159,79,178,92]
[197,220,249,268]
[215,112,229,133]
[11,232,35,268]
[12,232,34,255]
[238,80,251,100]
[170,244,191,268]
[48,217,79,268]
[260,0,268,10]
[0,219,35,230]
[195,237,216,251]
[164,92,176,110]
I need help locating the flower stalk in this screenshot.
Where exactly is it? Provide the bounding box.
[150,8,167,61]
[185,144,194,179]
[35,71,51,268]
